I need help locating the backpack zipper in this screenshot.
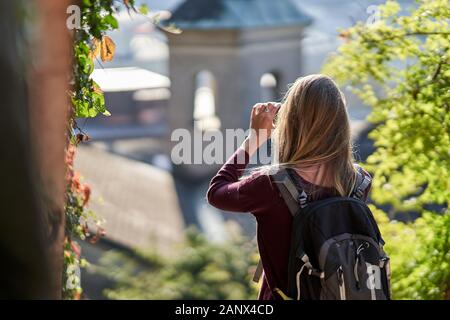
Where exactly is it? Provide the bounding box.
[380,256,391,299]
[338,266,346,300]
[296,264,307,300]
[354,242,369,290]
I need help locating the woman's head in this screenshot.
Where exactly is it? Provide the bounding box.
[273,74,356,196]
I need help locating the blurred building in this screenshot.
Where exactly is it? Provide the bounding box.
[166,0,312,179]
[167,0,312,132]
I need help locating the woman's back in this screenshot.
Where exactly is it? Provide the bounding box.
[207,74,373,299]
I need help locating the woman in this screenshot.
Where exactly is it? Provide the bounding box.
[206,74,372,300]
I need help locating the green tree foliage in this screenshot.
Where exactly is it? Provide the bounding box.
[323,0,449,299]
[371,205,450,299]
[99,228,259,300]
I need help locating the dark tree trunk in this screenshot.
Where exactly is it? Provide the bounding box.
[28,0,73,299]
[0,0,71,299]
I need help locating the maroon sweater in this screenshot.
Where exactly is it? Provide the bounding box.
[206,147,372,300]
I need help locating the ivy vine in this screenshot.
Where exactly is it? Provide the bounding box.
[65,0,148,299]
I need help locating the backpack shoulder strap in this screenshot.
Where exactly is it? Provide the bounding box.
[272,168,308,216]
[349,166,386,246]
[253,167,307,283]
[351,165,372,200]
[252,260,264,283]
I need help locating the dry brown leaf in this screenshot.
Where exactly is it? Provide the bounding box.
[100,36,116,62]
[93,82,103,94]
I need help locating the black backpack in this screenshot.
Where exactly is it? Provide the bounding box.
[254,166,391,300]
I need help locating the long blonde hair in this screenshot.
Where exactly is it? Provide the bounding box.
[272,74,357,196]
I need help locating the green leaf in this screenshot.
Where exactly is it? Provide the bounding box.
[139,4,149,15]
[160,23,182,35]
[104,14,119,29]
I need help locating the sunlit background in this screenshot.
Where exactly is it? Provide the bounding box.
[75,0,416,298]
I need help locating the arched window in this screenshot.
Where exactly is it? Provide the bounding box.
[260,72,280,102]
[193,70,221,131]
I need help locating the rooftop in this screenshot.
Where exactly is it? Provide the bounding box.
[75,145,184,251]
[167,0,312,30]
[91,67,170,92]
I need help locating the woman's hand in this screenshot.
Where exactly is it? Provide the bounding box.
[243,102,281,156]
